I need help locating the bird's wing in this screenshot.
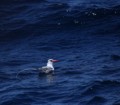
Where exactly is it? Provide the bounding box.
[41,66,53,73]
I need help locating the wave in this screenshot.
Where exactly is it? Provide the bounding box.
[80,80,120,104]
[0,1,120,43]
[82,80,120,96]
[1,2,120,30]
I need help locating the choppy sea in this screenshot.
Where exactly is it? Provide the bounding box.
[0,0,120,105]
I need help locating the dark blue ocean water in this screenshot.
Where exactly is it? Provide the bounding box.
[1,0,120,105]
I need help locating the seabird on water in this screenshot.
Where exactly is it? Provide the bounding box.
[39,59,59,74]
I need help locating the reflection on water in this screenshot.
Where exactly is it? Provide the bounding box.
[46,74,54,84]
[38,72,55,84]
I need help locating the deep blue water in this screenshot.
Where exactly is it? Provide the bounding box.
[0,0,120,105]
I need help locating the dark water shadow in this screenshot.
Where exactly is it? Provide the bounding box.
[38,72,55,84]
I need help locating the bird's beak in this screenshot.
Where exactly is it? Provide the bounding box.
[52,60,59,62]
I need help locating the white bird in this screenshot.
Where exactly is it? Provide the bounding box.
[40,59,59,74]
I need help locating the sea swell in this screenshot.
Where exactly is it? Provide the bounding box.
[0,0,120,105]
[1,1,120,40]
[1,1,120,27]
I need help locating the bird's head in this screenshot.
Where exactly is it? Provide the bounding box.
[48,59,59,63]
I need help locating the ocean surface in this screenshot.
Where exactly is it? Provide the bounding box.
[0,0,120,105]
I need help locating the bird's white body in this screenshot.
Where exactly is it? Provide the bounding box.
[40,59,58,74]
[46,60,54,70]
